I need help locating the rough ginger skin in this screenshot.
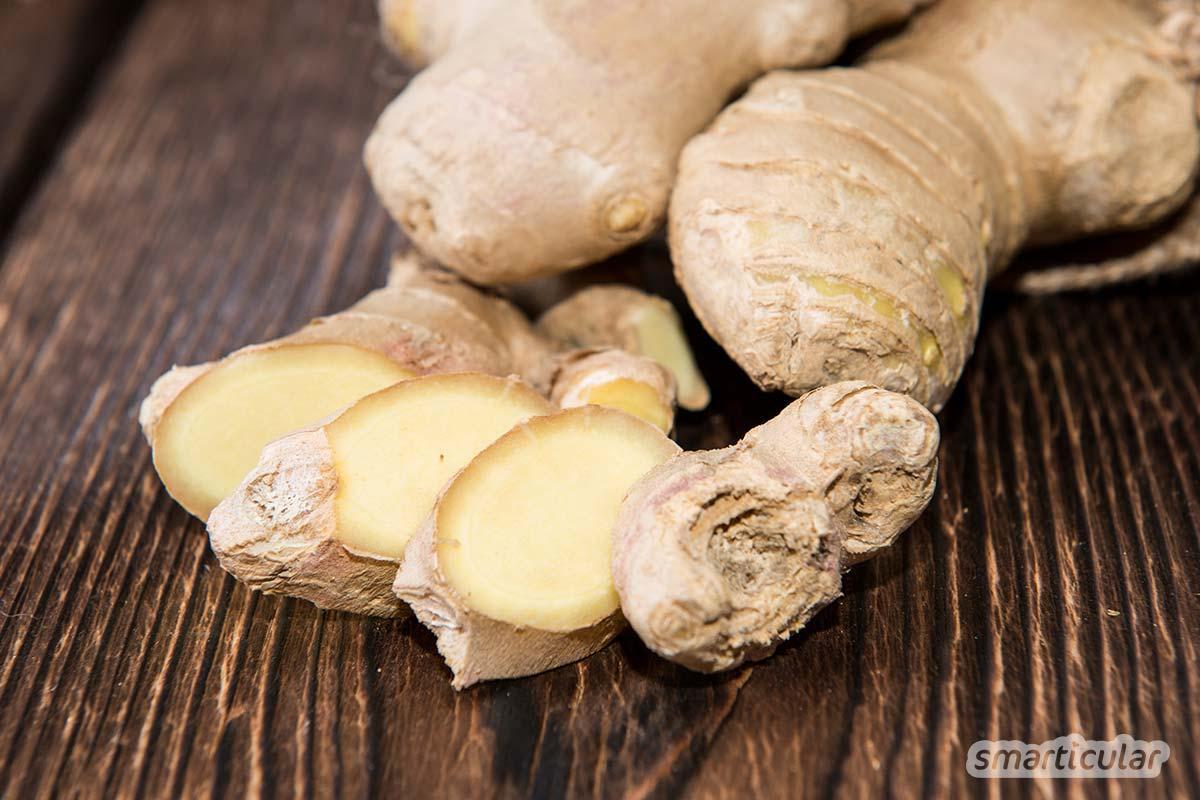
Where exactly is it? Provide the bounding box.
[207,426,403,616]
[396,513,628,688]
[612,382,939,672]
[365,0,932,285]
[670,0,1200,411]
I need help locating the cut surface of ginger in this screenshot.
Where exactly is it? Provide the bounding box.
[326,373,552,560]
[436,406,679,631]
[153,343,413,520]
[633,305,710,410]
[581,378,672,433]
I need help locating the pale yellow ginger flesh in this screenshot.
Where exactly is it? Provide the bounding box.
[548,349,676,433]
[631,304,709,411]
[153,344,413,520]
[435,407,679,632]
[580,379,672,435]
[326,373,552,559]
[556,358,676,433]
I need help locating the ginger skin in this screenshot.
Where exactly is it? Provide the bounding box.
[612,382,939,672]
[366,0,931,285]
[670,0,1200,411]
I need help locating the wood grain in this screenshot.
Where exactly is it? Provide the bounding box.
[0,0,147,248]
[0,0,1198,797]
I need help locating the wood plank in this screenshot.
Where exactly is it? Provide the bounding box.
[0,0,146,245]
[0,0,1198,795]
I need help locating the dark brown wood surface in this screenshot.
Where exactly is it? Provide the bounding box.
[0,0,146,244]
[1,0,1197,797]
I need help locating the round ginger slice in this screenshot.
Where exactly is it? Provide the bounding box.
[438,407,680,630]
[325,373,553,560]
[396,405,680,687]
[153,343,414,520]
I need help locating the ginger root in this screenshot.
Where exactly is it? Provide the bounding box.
[537,285,710,411]
[670,0,1200,410]
[395,405,680,688]
[612,382,939,672]
[366,0,932,285]
[207,373,553,616]
[142,254,684,520]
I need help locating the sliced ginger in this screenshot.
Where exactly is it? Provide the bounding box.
[143,254,687,524]
[326,373,553,559]
[207,373,552,616]
[537,285,710,411]
[436,407,678,629]
[395,405,680,687]
[549,349,675,433]
[152,343,413,520]
[576,378,672,435]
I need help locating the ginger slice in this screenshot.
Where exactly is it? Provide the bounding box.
[549,349,675,433]
[207,373,552,616]
[632,299,711,411]
[537,285,710,411]
[150,343,413,520]
[395,406,680,687]
[577,378,672,434]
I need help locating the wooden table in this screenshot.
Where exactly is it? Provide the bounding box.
[2,0,1197,796]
